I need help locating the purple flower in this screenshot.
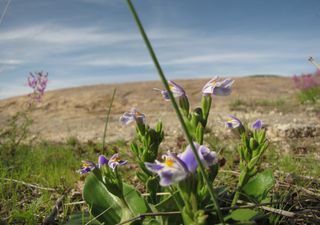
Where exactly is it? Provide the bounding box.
[179,143,218,171]
[78,154,123,174]
[145,143,217,186]
[27,72,48,101]
[120,108,145,125]
[145,152,188,186]
[225,115,242,129]
[292,71,320,90]
[154,80,186,101]
[28,72,48,93]
[202,76,234,96]
[108,153,128,171]
[252,119,262,130]
[78,160,97,174]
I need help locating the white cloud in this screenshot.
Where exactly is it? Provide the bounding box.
[0,24,140,45]
[0,59,22,65]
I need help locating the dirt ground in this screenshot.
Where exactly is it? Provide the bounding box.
[0,76,319,155]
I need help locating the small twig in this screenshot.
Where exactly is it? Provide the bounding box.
[237,200,295,218]
[64,200,85,206]
[141,192,170,196]
[43,189,70,224]
[0,178,56,192]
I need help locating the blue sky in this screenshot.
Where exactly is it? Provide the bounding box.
[0,0,319,99]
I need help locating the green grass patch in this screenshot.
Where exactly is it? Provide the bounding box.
[229,97,296,113]
[297,87,320,104]
[0,138,135,224]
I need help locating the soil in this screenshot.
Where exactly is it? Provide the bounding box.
[0,76,319,155]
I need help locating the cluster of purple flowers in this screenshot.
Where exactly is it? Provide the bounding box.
[27,72,48,101]
[292,70,320,90]
[79,154,127,174]
[154,76,234,101]
[224,115,262,130]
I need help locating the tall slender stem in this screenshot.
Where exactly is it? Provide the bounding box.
[126,1,224,223]
[102,88,117,150]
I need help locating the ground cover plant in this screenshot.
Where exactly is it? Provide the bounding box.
[293,57,320,104]
[1,1,320,225]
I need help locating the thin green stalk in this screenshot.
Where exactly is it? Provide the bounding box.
[126,1,224,223]
[102,88,117,150]
[231,168,248,207]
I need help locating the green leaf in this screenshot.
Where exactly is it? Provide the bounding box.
[83,174,149,224]
[224,209,259,222]
[242,170,275,202]
[123,183,149,215]
[195,123,204,144]
[83,173,121,224]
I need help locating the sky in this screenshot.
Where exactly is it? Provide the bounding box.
[0,0,319,99]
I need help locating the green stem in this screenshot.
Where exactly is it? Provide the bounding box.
[102,88,117,150]
[126,1,224,224]
[231,168,248,207]
[169,186,184,212]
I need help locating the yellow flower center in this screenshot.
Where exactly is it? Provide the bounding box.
[164,159,174,167]
[82,162,91,167]
[110,156,120,162]
[227,118,234,123]
[135,111,142,117]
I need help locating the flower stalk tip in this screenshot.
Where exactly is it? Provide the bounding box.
[202,76,234,96]
[119,108,145,125]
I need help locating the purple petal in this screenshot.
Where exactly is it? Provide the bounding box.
[161,90,170,101]
[145,162,164,172]
[212,86,232,96]
[119,112,134,125]
[178,144,198,173]
[118,160,127,166]
[79,167,92,174]
[159,170,173,186]
[199,145,217,166]
[109,162,117,171]
[82,160,95,167]
[225,122,234,128]
[168,80,186,97]
[225,115,242,129]
[220,79,235,87]
[202,77,234,96]
[78,160,96,174]
[98,155,108,168]
[107,154,127,171]
[252,119,262,130]
[110,153,119,161]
